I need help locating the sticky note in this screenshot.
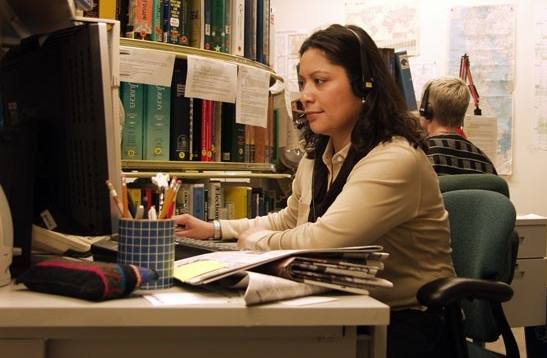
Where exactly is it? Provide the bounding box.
[174,260,228,282]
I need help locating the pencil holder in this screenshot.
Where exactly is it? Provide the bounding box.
[117,218,176,290]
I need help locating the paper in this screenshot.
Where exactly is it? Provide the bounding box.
[236,64,271,127]
[174,260,228,282]
[119,46,176,86]
[144,291,240,306]
[185,55,238,103]
[464,114,498,161]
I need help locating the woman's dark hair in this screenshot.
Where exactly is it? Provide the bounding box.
[298,24,426,158]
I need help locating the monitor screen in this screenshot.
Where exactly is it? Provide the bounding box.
[0,22,122,273]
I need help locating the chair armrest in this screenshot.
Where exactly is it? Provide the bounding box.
[417,277,514,308]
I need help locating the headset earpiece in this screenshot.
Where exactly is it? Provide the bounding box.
[419,84,434,119]
[346,27,374,97]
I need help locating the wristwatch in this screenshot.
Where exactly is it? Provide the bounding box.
[213,220,222,240]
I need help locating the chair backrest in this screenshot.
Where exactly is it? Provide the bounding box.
[442,189,517,343]
[438,174,510,198]
[439,173,518,285]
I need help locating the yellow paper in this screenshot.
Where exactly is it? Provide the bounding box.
[174,260,228,282]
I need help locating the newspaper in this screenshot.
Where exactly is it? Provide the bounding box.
[173,245,390,305]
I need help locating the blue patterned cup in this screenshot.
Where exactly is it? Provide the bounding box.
[117,219,176,290]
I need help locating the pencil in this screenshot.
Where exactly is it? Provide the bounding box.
[105,179,123,216]
[158,178,179,219]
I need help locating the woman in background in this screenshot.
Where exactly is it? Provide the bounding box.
[174,24,454,358]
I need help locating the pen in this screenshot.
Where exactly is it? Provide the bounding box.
[148,206,157,220]
[135,205,145,220]
[105,179,123,216]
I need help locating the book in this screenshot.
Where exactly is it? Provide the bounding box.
[175,183,191,214]
[126,0,154,40]
[152,0,163,41]
[200,99,213,161]
[206,182,224,221]
[220,102,245,162]
[190,98,202,161]
[120,82,144,160]
[144,85,171,160]
[163,0,190,45]
[212,101,222,162]
[244,0,257,60]
[210,0,227,53]
[190,183,205,220]
[189,0,203,48]
[379,48,396,78]
[394,50,418,111]
[202,0,211,50]
[230,0,245,56]
[170,60,191,161]
[253,125,266,164]
[256,0,269,65]
[223,186,251,219]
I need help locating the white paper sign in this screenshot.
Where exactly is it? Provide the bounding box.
[185,55,238,103]
[119,46,176,86]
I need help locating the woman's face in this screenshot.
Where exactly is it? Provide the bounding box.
[298,47,362,149]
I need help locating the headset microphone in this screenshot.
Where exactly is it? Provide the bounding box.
[294,113,306,130]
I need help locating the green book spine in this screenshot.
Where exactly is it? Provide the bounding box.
[152,0,164,41]
[120,82,144,160]
[144,85,171,160]
[210,0,227,53]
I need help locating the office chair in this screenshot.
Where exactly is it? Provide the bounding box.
[417,189,520,358]
[438,173,510,199]
[437,174,518,285]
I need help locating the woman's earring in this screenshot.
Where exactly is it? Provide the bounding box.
[361,97,366,105]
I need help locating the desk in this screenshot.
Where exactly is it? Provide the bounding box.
[503,215,547,327]
[0,282,389,358]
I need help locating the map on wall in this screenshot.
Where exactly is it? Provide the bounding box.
[344,0,419,55]
[533,5,547,151]
[448,5,515,175]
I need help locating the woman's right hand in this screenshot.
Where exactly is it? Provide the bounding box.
[173,214,214,240]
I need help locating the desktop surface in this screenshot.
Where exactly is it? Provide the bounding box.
[0,281,389,358]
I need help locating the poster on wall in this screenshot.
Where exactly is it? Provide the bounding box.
[448,5,515,175]
[344,0,419,55]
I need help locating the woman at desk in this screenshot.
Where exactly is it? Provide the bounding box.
[174,24,455,358]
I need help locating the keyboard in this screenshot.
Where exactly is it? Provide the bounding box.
[175,237,240,259]
[91,237,239,262]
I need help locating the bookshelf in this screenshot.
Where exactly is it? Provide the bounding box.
[119,38,289,181]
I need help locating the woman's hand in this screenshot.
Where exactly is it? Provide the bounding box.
[173,214,214,240]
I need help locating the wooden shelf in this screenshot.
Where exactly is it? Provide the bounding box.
[120,37,283,83]
[122,160,292,180]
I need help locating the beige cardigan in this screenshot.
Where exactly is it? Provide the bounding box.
[220,137,456,309]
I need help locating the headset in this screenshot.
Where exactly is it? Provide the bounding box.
[345,26,374,97]
[419,83,434,119]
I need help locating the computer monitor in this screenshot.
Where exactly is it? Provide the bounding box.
[0,21,122,274]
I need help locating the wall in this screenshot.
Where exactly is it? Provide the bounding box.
[271,0,547,216]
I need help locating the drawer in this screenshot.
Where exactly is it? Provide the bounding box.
[0,339,45,358]
[503,258,547,327]
[515,224,547,258]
